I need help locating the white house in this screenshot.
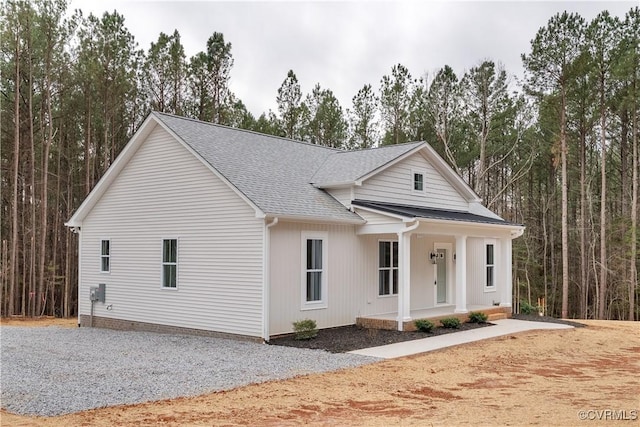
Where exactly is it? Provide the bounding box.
[66,112,524,340]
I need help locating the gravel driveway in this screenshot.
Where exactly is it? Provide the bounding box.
[1,326,379,416]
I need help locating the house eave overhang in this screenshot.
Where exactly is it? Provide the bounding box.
[352,201,525,237]
[265,213,365,225]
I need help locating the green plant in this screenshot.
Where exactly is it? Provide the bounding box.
[520,301,539,315]
[414,319,435,333]
[292,319,318,340]
[468,311,488,323]
[440,317,461,329]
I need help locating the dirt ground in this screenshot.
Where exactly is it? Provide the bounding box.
[1,319,639,426]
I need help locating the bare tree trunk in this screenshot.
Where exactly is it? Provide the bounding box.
[561,87,569,319]
[8,33,21,317]
[597,73,608,319]
[580,120,588,319]
[630,79,638,321]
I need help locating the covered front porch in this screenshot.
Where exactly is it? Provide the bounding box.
[356,304,512,331]
[353,200,524,331]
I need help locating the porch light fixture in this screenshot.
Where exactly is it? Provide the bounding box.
[453,253,456,262]
[429,252,437,264]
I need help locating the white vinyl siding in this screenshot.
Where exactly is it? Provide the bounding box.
[355,153,468,211]
[327,187,352,208]
[79,125,264,338]
[100,239,110,273]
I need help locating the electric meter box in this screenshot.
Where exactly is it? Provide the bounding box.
[89,283,106,303]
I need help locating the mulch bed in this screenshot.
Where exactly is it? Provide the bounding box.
[268,322,493,353]
[269,315,587,353]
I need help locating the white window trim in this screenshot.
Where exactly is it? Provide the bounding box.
[484,239,497,293]
[301,231,328,310]
[378,239,399,297]
[100,239,110,274]
[411,168,427,195]
[161,237,179,290]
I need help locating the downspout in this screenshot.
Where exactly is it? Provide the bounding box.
[72,226,82,327]
[262,217,278,342]
[397,220,420,331]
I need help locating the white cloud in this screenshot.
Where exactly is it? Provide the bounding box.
[69,0,636,117]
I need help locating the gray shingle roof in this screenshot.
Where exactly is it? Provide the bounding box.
[154,112,363,222]
[310,141,424,186]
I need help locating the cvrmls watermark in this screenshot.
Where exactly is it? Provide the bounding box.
[578,409,638,421]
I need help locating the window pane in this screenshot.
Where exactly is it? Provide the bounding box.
[392,268,398,294]
[306,271,321,301]
[101,257,109,272]
[379,242,390,268]
[101,240,109,256]
[379,270,390,295]
[486,244,494,265]
[486,266,494,287]
[307,239,322,270]
[414,173,424,191]
[163,239,177,263]
[163,264,176,288]
[392,242,398,268]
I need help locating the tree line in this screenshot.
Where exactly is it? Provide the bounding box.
[1,0,638,320]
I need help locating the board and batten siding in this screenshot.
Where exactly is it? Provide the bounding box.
[465,237,500,307]
[269,221,375,335]
[355,152,468,211]
[79,124,264,337]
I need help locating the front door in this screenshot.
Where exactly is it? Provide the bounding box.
[436,248,447,304]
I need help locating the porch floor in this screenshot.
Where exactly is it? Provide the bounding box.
[356,305,511,331]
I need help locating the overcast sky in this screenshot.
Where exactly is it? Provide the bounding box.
[69,0,636,117]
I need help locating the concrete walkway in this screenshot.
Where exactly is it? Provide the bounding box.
[348,319,573,359]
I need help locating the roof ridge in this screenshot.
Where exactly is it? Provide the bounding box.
[340,140,424,154]
[152,111,342,153]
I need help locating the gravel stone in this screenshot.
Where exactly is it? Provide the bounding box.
[1,326,380,416]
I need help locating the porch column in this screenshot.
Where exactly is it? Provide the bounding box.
[397,229,414,331]
[454,235,468,313]
[500,237,513,307]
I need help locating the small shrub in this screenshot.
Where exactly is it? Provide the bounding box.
[468,311,488,323]
[292,319,318,340]
[414,319,435,333]
[440,317,461,329]
[520,301,539,315]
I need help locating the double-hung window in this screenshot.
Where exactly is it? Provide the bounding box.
[379,241,398,296]
[411,168,427,194]
[162,239,178,288]
[301,232,327,309]
[485,241,495,289]
[100,239,110,273]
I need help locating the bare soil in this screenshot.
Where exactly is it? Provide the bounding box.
[2,319,639,426]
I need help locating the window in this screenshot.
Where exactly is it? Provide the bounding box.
[411,168,427,194]
[162,239,177,288]
[379,241,398,296]
[486,242,495,288]
[301,232,327,309]
[413,172,424,191]
[100,240,110,273]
